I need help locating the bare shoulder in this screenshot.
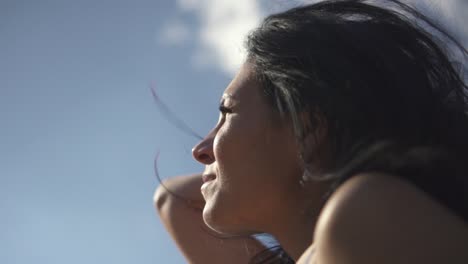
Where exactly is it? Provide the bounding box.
[312,173,468,264]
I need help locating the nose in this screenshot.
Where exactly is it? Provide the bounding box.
[192,135,215,165]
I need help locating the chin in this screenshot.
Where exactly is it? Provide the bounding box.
[202,203,256,236]
[202,203,229,233]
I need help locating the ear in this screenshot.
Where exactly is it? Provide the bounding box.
[299,110,329,171]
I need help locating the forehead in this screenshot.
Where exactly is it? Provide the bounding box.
[222,62,259,102]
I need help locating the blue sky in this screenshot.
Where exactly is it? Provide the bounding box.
[1,0,466,263]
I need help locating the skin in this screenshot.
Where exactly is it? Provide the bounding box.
[154,174,267,264]
[156,61,468,263]
[192,61,331,259]
[304,173,468,264]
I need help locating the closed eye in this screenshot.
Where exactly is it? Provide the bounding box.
[219,105,232,115]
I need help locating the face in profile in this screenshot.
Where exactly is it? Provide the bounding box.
[192,62,305,235]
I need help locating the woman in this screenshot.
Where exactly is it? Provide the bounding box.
[154,0,468,263]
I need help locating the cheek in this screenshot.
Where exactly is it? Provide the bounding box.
[213,124,252,194]
[205,122,264,227]
[213,119,245,173]
[214,115,296,188]
[213,118,262,181]
[204,114,301,233]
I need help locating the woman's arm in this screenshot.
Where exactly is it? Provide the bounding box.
[154,173,267,264]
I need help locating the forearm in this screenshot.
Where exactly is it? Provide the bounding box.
[154,173,266,264]
[154,173,205,212]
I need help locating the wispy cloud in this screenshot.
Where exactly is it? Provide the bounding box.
[177,0,201,11]
[180,0,263,75]
[400,0,467,81]
[157,19,191,46]
[409,0,467,43]
[163,0,467,76]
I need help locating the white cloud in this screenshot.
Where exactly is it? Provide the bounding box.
[171,0,467,76]
[158,19,191,46]
[176,0,263,75]
[178,0,201,11]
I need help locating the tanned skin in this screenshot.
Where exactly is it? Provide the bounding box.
[154,173,267,264]
[156,173,468,264]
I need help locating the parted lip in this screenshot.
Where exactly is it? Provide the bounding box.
[202,174,216,183]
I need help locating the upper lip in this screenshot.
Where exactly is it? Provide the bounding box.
[202,174,216,183]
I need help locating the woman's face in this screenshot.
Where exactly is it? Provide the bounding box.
[192,62,305,234]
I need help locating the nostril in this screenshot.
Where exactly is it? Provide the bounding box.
[192,136,214,164]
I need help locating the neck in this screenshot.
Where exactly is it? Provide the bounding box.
[272,208,317,261]
[267,181,329,261]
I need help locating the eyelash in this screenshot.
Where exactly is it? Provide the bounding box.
[219,105,232,114]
